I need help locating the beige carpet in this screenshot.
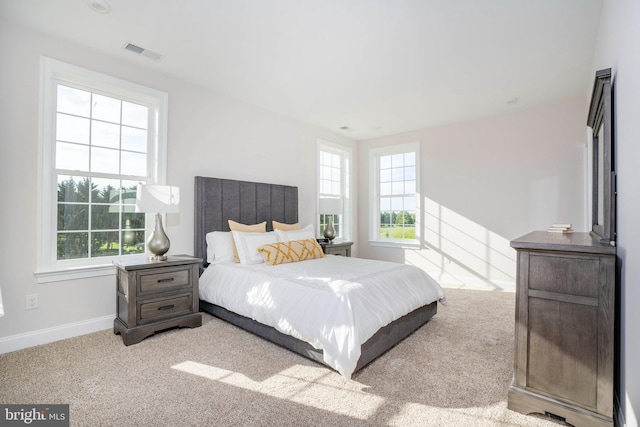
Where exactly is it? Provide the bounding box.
[0,288,567,426]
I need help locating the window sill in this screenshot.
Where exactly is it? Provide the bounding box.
[35,264,116,284]
[368,240,421,249]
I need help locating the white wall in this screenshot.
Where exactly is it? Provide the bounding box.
[0,18,355,349]
[357,97,587,291]
[590,1,640,425]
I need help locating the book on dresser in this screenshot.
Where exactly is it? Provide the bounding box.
[546,223,573,233]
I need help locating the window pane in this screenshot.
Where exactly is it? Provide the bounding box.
[57,85,90,117]
[380,155,391,169]
[404,151,416,166]
[92,205,118,230]
[91,120,120,149]
[121,150,147,176]
[121,229,145,254]
[391,167,404,181]
[57,232,88,260]
[380,197,391,211]
[391,181,404,195]
[391,153,404,168]
[122,101,148,129]
[330,153,340,167]
[380,168,391,183]
[92,178,120,204]
[56,142,89,171]
[121,180,140,208]
[405,180,416,194]
[91,147,120,174]
[92,94,121,123]
[123,212,145,229]
[121,126,147,152]
[58,176,90,202]
[331,167,340,182]
[391,197,404,211]
[92,231,119,257]
[57,113,89,144]
[404,196,416,212]
[405,166,416,180]
[331,182,340,195]
[57,204,88,230]
[321,165,332,180]
[380,182,392,196]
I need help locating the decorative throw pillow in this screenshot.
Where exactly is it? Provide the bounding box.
[231,231,278,265]
[272,220,301,231]
[257,238,325,266]
[275,224,315,242]
[228,220,267,263]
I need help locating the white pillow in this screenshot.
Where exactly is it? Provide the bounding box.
[205,231,235,264]
[231,231,278,265]
[275,224,315,243]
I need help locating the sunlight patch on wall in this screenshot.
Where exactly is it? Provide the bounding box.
[172,361,385,419]
[406,197,516,291]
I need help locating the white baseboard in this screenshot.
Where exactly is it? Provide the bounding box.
[0,315,114,355]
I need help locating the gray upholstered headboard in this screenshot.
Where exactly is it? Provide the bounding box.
[194,176,298,271]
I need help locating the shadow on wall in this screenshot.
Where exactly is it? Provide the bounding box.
[405,197,516,291]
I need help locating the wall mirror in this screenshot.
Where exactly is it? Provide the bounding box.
[587,68,615,245]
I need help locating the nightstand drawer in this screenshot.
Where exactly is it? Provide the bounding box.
[139,267,190,294]
[139,294,192,322]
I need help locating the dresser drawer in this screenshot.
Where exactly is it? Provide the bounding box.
[139,294,193,323]
[138,267,191,295]
[528,253,599,297]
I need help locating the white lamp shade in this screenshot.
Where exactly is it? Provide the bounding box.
[319,197,342,215]
[136,185,180,213]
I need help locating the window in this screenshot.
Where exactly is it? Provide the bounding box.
[370,142,419,245]
[37,57,168,282]
[318,141,351,240]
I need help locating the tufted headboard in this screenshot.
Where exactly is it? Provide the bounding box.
[193,176,299,272]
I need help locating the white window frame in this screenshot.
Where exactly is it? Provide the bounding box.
[36,57,168,283]
[317,140,352,241]
[369,141,420,247]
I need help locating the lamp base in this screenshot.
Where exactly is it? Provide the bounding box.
[323,215,336,241]
[147,213,171,260]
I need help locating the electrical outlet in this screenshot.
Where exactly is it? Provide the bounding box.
[26,294,39,310]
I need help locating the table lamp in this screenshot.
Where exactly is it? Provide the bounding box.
[136,184,180,260]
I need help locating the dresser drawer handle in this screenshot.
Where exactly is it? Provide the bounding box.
[157,304,175,311]
[157,277,175,283]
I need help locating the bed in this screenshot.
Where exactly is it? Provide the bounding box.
[194,176,445,378]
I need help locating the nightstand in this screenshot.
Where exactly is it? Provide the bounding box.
[320,241,353,257]
[114,255,202,345]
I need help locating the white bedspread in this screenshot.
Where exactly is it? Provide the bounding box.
[199,255,446,378]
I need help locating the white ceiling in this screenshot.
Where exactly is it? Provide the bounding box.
[0,0,602,140]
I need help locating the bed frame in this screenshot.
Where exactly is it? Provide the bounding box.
[194,176,437,375]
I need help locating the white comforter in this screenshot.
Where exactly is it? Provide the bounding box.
[199,255,446,378]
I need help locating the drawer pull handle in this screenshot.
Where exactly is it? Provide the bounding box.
[158,304,175,311]
[157,277,175,283]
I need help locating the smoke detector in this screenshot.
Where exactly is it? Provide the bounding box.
[87,0,111,14]
[123,42,164,61]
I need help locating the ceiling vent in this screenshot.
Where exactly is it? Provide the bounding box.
[123,42,163,61]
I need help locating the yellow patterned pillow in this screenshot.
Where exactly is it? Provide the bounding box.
[257,238,325,266]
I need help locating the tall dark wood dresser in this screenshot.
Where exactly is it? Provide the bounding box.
[508,231,616,427]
